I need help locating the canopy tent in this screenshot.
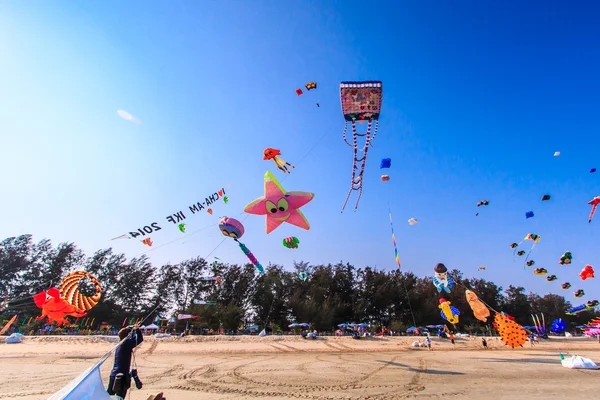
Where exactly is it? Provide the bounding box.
[144,323,159,330]
[426,325,445,329]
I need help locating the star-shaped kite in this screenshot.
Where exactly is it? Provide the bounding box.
[244,171,314,234]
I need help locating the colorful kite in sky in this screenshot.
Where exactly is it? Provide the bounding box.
[588,196,600,223]
[264,148,295,174]
[218,216,264,274]
[465,290,490,322]
[244,171,314,234]
[432,263,454,293]
[438,298,460,324]
[559,251,572,265]
[340,81,382,211]
[579,264,595,280]
[283,236,300,249]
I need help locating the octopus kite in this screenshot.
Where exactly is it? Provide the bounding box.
[263,148,295,174]
[588,196,600,223]
[218,216,264,274]
[432,263,454,293]
[340,81,383,211]
[439,298,460,324]
[465,290,490,322]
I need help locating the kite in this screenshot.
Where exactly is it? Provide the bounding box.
[561,282,571,290]
[531,314,546,337]
[588,196,600,223]
[408,218,418,225]
[389,210,401,269]
[263,148,295,174]
[591,168,597,173]
[177,314,199,320]
[244,171,314,234]
[574,289,585,298]
[512,233,540,264]
[510,243,518,249]
[117,110,141,124]
[554,151,560,156]
[295,88,303,96]
[299,271,308,282]
[566,300,598,315]
[218,216,264,274]
[223,196,229,204]
[432,263,454,293]
[559,251,572,265]
[533,268,547,276]
[551,318,566,333]
[477,200,489,207]
[283,236,300,249]
[438,298,460,324]
[178,223,186,233]
[380,158,391,169]
[111,234,130,240]
[33,288,87,326]
[478,266,486,271]
[526,260,535,267]
[340,81,383,211]
[541,194,551,201]
[579,264,594,280]
[465,290,490,322]
[381,175,390,181]
[201,276,222,284]
[141,238,152,247]
[494,313,527,348]
[59,271,102,311]
[193,300,217,305]
[207,208,213,215]
[546,275,557,282]
[525,211,534,219]
[305,82,317,91]
[516,250,526,257]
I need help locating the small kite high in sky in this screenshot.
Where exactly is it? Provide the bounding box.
[264,148,295,174]
[588,196,600,223]
[117,110,141,124]
[340,81,383,211]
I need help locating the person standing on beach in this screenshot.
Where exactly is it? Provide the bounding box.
[449,332,455,345]
[107,324,144,398]
[481,337,488,349]
[425,334,432,351]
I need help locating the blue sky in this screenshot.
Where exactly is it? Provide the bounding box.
[1,1,599,302]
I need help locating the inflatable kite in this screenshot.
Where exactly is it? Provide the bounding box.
[244,171,314,234]
[223,196,229,204]
[475,200,489,216]
[408,218,418,225]
[516,250,525,257]
[34,288,86,326]
[566,300,599,315]
[574,289,585,298]
[59,271,102,311]
[542,194,551,201]
[381,175,390,181]
[580,264,595,280]
[263,148,295,174]
[283,236,299,249]
[494,313,527,348]
[478,266,486,271]
[299,271,308,282]
[432,263,454,293]
[340,81,382,211]
[533,268,547,276]
[559,251,572,265]
[305,82,317,91]
[510,243,518,249]
[588,196,600,223]
[591,168,597,173]
[525,211,534,219]
[141,238,152,247]
[561,282,572,290]
[526,260,535,267]
[551,318,566,333]
[531,313,546,337]
[465,290,490,322]
[218,216,264,274]
[546,275,557,282]
[512,233,540,264]
[438,298,460,324]
[380,158,391,168]
[177,314,199,320]
[178,223,186,233]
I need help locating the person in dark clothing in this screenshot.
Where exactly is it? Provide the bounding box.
[107,325,144,398]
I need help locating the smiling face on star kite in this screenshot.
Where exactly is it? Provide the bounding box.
[244,171,314,234]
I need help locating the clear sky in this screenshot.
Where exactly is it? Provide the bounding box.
[1,1,599,302]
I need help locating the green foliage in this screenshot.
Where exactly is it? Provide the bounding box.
[0,234,598,333]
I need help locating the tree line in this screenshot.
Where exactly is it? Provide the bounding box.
[1,235,597,333]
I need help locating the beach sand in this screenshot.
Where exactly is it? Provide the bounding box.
[0,335,598,399]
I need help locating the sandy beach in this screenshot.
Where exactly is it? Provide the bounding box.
[0,335,598,399]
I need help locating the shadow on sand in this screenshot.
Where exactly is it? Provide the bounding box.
[376,360,465,375]
[481,357,558,365]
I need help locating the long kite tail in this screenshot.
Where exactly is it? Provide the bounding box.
[389,209,401,269]
[590,204,597,223]
[236,239,264,274]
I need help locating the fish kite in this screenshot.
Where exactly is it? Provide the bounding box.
[465,290,490,322]
[263,148,295,174]
[432,263,454,293]
[439,298,460,324]
[588,196,600,223]
[579,264,594,280]
[559,251,572,265]
[244,171,314,234]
